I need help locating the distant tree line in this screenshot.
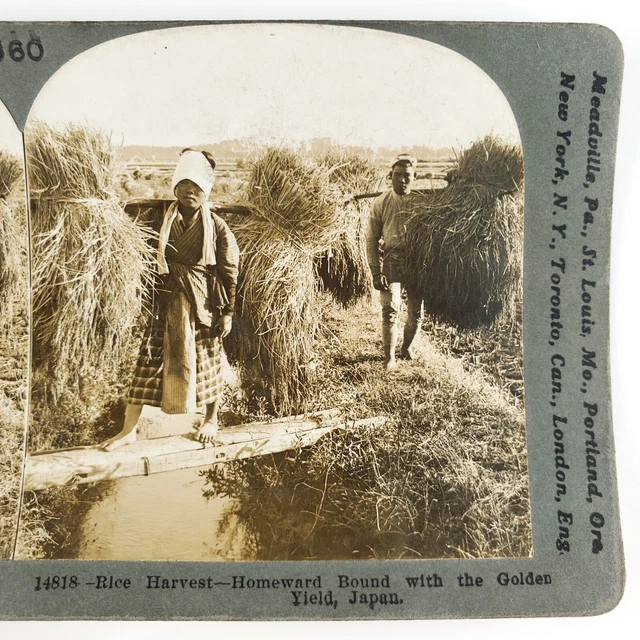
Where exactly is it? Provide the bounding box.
[119,138,455,164]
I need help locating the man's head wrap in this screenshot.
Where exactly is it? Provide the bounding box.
[389,154,418,170]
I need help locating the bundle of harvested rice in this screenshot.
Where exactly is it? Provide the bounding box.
[452,135,524,192]
[0,149,21,200]
[316,151,382,306]
[228,147,348,414]
[26,122,155,395]
[404,136,523,329]
[228,245,319,414]
[240,147,348,246]
[0,150,25,330]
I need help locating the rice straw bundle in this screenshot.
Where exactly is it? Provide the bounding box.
[317,151,382,306]
[0,149,21,200]
[453,135,524,193]
[240,147,345,251]
[26,122,155,395]
[404,136,523,329]
[0,150,25,330]
[228,241,319,414]
[228,147,350,413]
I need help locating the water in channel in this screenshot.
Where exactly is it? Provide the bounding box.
[70,465,251,561]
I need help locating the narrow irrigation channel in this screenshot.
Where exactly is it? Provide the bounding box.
[63,466,249,562]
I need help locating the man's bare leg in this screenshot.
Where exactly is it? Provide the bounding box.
[401,294,423,360]
[381,284,400,371]
[401,320,420,360]
[100,403,143,451]
[383,323,399,371]
[196,398,220,444]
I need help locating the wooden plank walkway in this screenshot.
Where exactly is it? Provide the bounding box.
[23,410,386,491]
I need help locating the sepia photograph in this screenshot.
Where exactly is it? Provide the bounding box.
[14,23,530,562]
[0,105,28,561]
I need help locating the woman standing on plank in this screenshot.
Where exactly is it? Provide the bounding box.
[101,149,239,451]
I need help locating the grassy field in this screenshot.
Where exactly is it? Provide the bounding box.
[203,297,530,560]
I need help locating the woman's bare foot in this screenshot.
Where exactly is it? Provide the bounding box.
[100,428,138,451]
[195,419,220,445]
[195,399,221,445]
[100,403,143,451]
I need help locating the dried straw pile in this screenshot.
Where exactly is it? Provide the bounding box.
[26,122,155,396]
[404,136,524,329]
[317,151,381,306]
[0,149,21,200]
[228,147,351,414]
[0,150,24,327]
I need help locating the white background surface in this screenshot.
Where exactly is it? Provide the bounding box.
[0,1,638,638]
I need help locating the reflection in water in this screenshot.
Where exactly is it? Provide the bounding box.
[72,466,251,561]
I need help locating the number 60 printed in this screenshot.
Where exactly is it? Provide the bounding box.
[0,32,44,62]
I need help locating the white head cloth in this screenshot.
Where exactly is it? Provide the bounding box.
[171,150,215,198]
[156,151,217,275]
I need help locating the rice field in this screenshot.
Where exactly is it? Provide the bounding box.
[15,127,530,560]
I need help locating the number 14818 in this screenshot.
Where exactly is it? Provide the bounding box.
[34,575,78,591]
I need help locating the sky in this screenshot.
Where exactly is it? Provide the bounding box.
[26,23,520,151]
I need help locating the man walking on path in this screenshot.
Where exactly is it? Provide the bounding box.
[366,154,423,371]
